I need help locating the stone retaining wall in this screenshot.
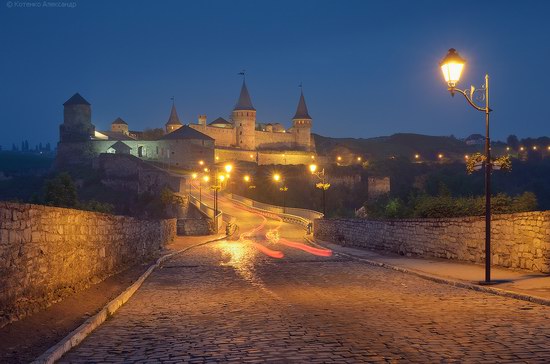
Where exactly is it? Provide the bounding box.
[314,211,550,273]
[0,202,176,327]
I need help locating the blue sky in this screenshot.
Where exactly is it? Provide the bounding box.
[1,0,549,148]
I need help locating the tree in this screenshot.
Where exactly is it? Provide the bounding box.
[506,135,519,150]
[43,172,78,208]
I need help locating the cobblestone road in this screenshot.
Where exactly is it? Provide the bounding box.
[60,195,550,363]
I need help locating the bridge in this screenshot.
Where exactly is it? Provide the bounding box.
[41,187,550,363]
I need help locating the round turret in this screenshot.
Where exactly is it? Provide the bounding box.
[233,80,256,150]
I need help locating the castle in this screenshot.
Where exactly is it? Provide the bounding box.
[56,80,317,169]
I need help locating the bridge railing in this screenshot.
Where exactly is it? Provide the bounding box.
[223,192,323,230]
[188,194,223,232]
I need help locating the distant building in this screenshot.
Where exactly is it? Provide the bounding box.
[56,80,318,168]
[465,134,485,146]
[367,177,390,199]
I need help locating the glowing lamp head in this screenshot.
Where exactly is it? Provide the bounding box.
[520,146,525,151]
[357,157,362,161]
[218,174,225,182]
[337,156,342,161]
[438,153,444,159]
[224,164,233,173]
[198,160,204,166]
[191,173,198,179]
[533,146,538,150]
[465,155,469,160]
[415,154,420,159]
[203,175,210,182]
[273,173,281,182]
[215,156,219,161]
[244,175,250,182]
[440,48,465,88]
[309,164,318,173]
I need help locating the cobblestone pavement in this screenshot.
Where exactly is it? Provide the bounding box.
[60,196,550,363]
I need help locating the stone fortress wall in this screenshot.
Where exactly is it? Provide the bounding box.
[314,211,550,273]
[189,124,237,148]
[215,148,321,166]
[0,202,176,327]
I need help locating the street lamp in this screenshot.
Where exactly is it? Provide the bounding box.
[273,173,287,211]
[440,48,494,284]
[309,164,330,216]
[200,175,209,202]
[190,172,198,195]
[224,163,233,174]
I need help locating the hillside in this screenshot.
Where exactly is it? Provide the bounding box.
[313,133,484,161]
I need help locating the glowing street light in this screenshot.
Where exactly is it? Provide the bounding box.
[272,173,287,211]
[533,146,538,151]
[218,174,226,182]
[337,156,342,161]
[198,160,204,166]
[357,156,362,162]
[520,146,525,151]
[243,175,250,182]
[440,48,495,284]
[198,174,210,202]
[224,164,233,173]
[438,153,444,159]
[465,155,470,160]
[440,48,465,91]
[506,147,510,152]
[308,164,329,216]
[415,154,420,160]
[189,172,198,194]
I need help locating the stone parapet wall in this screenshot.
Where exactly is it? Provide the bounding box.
[0,202,176,327]
[314,211,550,273]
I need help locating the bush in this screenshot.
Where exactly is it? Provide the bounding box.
[43,172,77,208]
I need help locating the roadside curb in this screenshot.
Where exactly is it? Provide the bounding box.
[307,237,550,308]
[32,234,226,364]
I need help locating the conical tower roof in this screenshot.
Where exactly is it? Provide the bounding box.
[166,103,182,126]
[63,93,91,106]
[293,90,312,120]
[233,80,255,111]
[112,117,128,125]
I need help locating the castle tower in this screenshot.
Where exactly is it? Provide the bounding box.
[292,89,312,150]
[165,102,183,133]
[198,114,207,126]
[59,93,95,142]
[111,117,129,135]
[232,80,256,150]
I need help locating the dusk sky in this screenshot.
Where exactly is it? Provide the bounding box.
[1,0,549,148]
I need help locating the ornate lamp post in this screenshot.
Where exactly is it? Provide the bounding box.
[309,164,330,216]
[440,48,494,284]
